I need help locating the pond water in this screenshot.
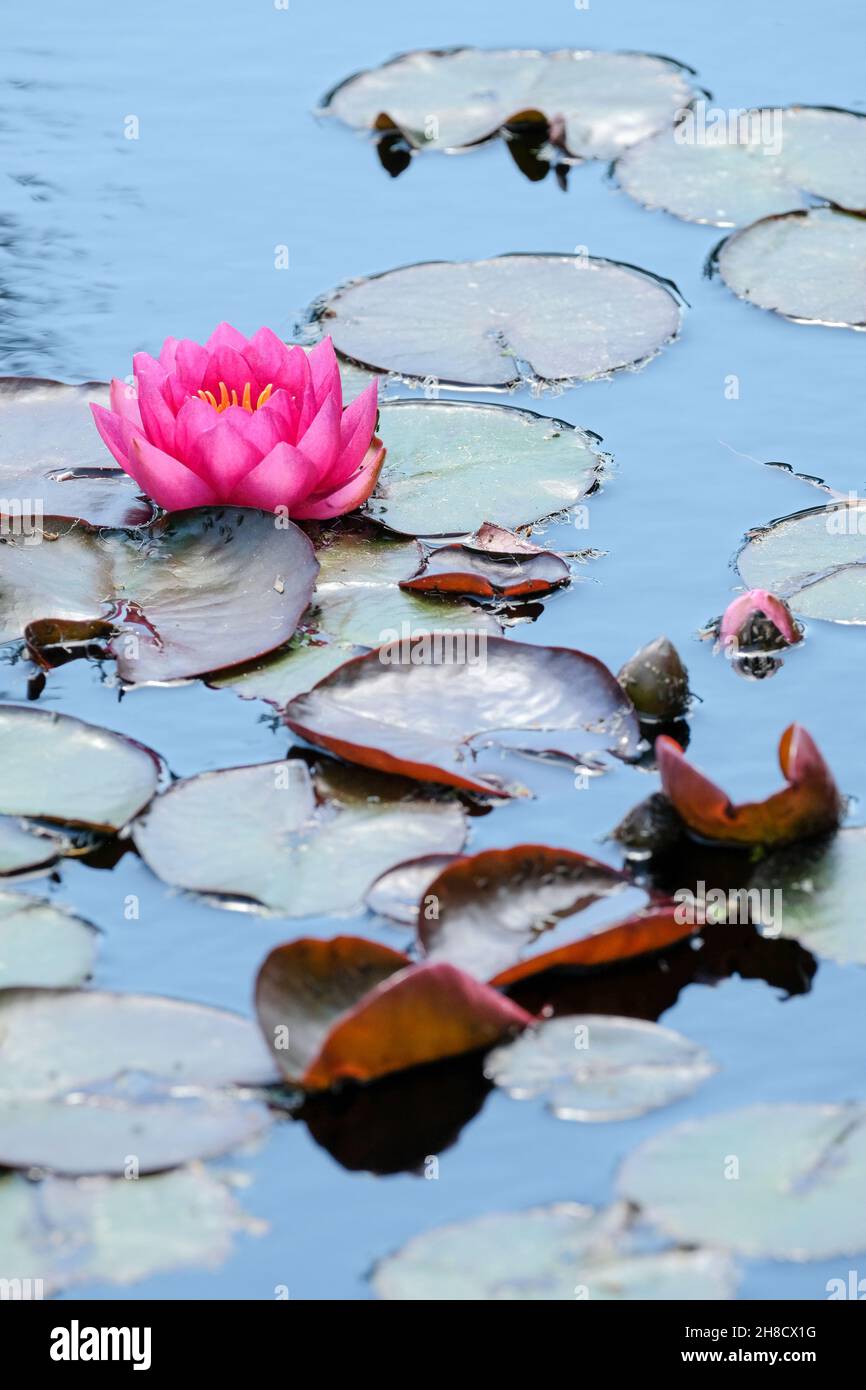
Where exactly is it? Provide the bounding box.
[1,0,864,1299]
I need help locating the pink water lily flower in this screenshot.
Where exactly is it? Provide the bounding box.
[91,326,384,517]
[719,588,799,650]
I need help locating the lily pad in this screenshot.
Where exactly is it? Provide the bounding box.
[366,853,458,924]
[0,988,277,1096]
[0,816,71,874]
[0,378,154,527]
[619,1103,866,1259]
[0,891,99,988]
[311,254,683,389]
[132,757,467,916]
[489,907,694,986]
[0,1166,251,1293]
[256,936,532,1090]
[715,207,866,328]
[365,401,602,535]
[736,501,866,622]
[615,106,866,227]
[0,507,319,683]
[371,1200,736,1300]
[322,48,696,159]
[485,1015,715,1121]
[0,705,159,830]
[749,828,866,964]
[419,846,641,979]
[400,545,569,600]
[284,637,641,796]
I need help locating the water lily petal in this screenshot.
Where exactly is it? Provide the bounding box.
[109,377,143,429]
[189,417,263,491]
[241,327,293,391]
[128,436,219,510]
[90,403,139,468]
[205,322,250,354]
[133,355,177,454]
[292,438,385,520]
[229,440,320,511]
[158,336,180,371]
[201,346,262,401]
[328,380,379,487]
[720,589,799,647]
[307,336,343,410]
[297,391,341,483]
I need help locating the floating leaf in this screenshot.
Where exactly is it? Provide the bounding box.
[615,106,866,227]
[0,1166,251,1293]
[419,846,641,978]
[0,891,98,988]
[0,378,153,527]
[322,48,696,159]
[656,724,841,847]
[489,907,693,986]
[715,208,866,328]
[0,989,277,1096]
[311,254,682,389]
[371,1201,736,1300]
[749,828,866,964]
[132,757,467,916]
[736,501,866,623]
[366,853,458,924]
[0,706,159,830]
[619,1103,866,1259]
[256,936,532,1090]
[284,636,641,796]
[485,1015,714,1121]
[0,507,319,683]
[364,401,601,535]
[210,640,366,710]
[0,816,71,874]
[400,542,569,600]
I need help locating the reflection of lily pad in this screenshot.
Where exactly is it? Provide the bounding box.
[367,401,601,536]
[322,48,696,159]
[715,208,866,328]
[485,1015,715,1121]
[0,378,153,528]
[736,502,866,623]
[615,106,866,227]
[619,1103,866,1259]
[750,829,866,964]
[132,758,467,916]
[0,891,99,988]
[312,255,682,389]
[0,706,159,830]
[0,1166,251,1293]
[285,637,641,796]
[372,1201,736,1300]
[0,508,319,682]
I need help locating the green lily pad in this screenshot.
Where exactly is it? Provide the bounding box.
[0,816,71,874]
[716,208,866,328]
[615,106,866,227]
[0,378,154,528]
[132,758,468,916]
[322,48,696,159]
[0,1166,252,1293]
[0,891,99,988]
[749,828,866,964]
[736,501,866,622]
[0,706,159,830]
[485,1015,714,1121]
[371,1200,736,1300]
[0,988,277,1096]
[366,401,601,536]
[311,254,682,389]
[619,1103,866,1259]
[0,507,319,683]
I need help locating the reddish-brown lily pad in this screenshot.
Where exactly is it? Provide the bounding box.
[656,724,841,848]
[284,636,640,795]
[489,907,694,986]
[255,936,532,1091]
[419,845,647,979]
[0,508,318,683]
[399,544,569,600]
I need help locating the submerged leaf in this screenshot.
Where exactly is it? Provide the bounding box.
[284,636,641,796]
[311,254,682,389]
[132,757,467,916]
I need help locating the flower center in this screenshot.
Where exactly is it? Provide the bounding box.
[197,381,273,413]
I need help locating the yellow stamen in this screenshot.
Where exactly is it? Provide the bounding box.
[197,380,274,414]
